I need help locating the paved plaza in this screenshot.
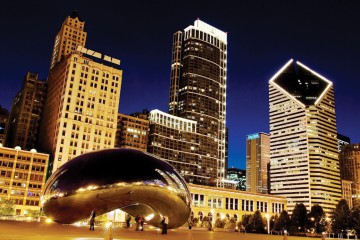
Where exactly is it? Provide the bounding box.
[0,221,332,240]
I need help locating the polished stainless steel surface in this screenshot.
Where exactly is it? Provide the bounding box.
[41,149,191,229]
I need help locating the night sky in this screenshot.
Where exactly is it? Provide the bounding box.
[1,1,359,169]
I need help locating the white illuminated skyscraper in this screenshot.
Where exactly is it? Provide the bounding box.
[269,59,341,215]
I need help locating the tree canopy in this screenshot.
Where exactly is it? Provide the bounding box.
[275,210,290,231]
[0,199,15,216]
[308,204,326,233]
[291,203,308,232]
[332,199,350,233]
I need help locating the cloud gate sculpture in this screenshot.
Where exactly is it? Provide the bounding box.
[41,149,191,229]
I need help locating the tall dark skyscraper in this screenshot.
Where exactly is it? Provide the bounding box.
[0,106,9,146]
[167,19,227,187]
[6,72,47,150]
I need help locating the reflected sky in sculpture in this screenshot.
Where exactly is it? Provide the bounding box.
[41,149,191,229]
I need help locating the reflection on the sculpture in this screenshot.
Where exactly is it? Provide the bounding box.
[41,149,191,229]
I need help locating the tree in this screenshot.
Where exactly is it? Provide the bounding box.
[350,201,360,234]
[225,217,236,229]
[270,214,278,231]
[275,210,290,231]
[214,218,226,228]
[250,210,266,233]
[241,214,252,232]
[332,199,350,234]
[25,209,42,218]
[308,204,326,233]
[291,203,308,232]
[0,199,15,216]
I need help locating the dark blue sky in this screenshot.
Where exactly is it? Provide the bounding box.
[1,1,359,169]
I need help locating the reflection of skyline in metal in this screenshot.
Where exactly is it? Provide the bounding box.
[41,149,191,229]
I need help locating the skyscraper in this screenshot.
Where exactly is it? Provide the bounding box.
[39,49,122,172]
[0,106,9,146]
[246,132,270,194]
[39,13,122,173]
[6,72,47,150]
[340,143,360,205]
[168,19,227,186]
[49,11,87,70]
[269,59,341,215]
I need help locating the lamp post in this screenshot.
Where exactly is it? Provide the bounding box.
[266,213,270,234]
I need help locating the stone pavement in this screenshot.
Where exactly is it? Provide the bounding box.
[0,221,329,240]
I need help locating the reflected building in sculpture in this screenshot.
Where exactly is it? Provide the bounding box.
[269,59,341,215]
[41,148,191,229]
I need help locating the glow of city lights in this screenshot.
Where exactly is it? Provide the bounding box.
[45,218,53,224]
[105,221,113,229]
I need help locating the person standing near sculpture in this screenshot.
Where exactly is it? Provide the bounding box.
[125,214,131,228]
[140,215,145,231]
[161,216,169,234]
[135,215,140,231]
[89,210,96,231]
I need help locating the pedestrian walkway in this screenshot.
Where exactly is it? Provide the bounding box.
[0,220,331,240]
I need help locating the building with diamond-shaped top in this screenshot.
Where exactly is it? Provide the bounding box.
[268,59,341,215]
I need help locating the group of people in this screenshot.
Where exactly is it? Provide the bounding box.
[134,215,145,231]
[88,211,170,235]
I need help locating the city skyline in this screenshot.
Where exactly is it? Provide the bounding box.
[1,1,359,170]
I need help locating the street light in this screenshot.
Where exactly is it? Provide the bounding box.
[265,213,270,234]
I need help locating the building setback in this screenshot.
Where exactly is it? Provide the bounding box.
[115,112,149,152]
[148,109,200,182]
[6,72,46,150]
[0,146,48,215]
[167,19,227,187]
[269,59,341,215]
[246,132,270,194]
[50,11,87,70]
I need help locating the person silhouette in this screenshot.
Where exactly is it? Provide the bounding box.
[89,210,96,230]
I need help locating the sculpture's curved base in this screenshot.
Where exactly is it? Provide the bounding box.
[41,149,191,229]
